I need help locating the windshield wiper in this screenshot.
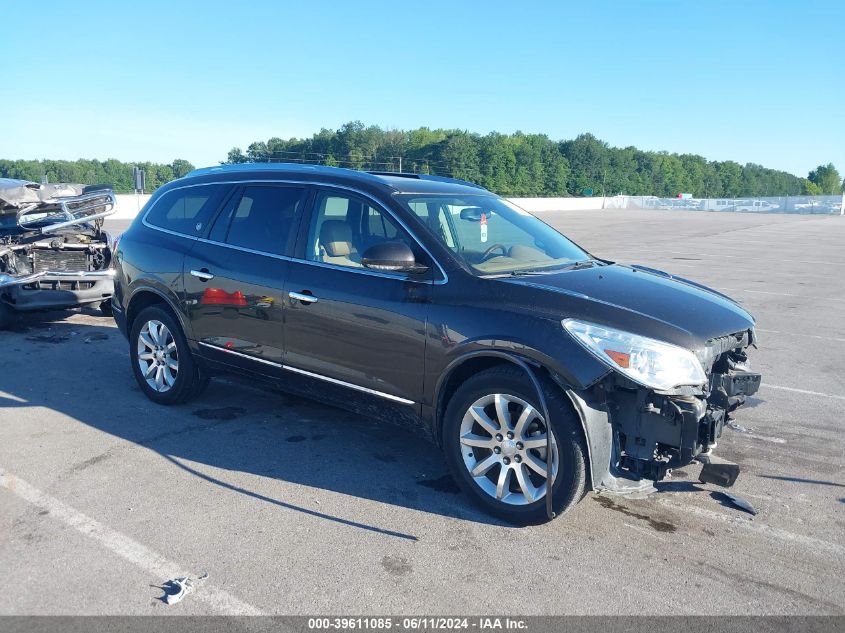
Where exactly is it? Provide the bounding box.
[481,259,601,278]
[515,260,598,275]
[481,270,551,278]
[566,259,598,270]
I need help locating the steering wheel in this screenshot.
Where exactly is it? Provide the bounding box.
[480,243,507,261]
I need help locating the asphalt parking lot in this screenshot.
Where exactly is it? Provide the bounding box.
[1,208,843,615]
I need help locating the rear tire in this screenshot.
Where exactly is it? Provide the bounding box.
[129,305,204,405]
[442,365,587,525]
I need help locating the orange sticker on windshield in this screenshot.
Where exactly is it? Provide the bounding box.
[480,212,488,243]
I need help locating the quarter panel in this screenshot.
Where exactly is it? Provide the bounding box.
[117,226,195,338]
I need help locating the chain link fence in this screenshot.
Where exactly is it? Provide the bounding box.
[604,195,844,214]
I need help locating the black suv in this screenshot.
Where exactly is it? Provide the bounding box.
[113,164,761,524]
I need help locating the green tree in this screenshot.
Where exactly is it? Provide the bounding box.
[808,163,842,194]
[171,159,195,178]
[439,132,481,184]
[226,148,248,164]
[561,133,609,195]
[802,179,823,195]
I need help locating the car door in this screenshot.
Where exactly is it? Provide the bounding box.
[184,183,309,374]
[282,188,433,414]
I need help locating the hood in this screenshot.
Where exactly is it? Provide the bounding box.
[498,263,755,350]
[0,180,115,234]
[0,179,90,213]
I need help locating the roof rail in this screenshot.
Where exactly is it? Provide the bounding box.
[185,162,383,182]
[367,171,487,190]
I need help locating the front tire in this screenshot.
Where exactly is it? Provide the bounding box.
[442,365,588,524]
[129,305,204,405]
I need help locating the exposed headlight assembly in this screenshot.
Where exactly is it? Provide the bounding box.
[562,319,706,391]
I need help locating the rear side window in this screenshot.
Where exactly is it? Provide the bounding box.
[145,184,228,236]
[212,185,306,256]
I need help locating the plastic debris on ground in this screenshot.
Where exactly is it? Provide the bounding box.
[161,577,195,605]
[718,491,758,516]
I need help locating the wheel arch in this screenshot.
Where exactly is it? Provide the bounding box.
[125,286,191,341]
[433,350,594,488]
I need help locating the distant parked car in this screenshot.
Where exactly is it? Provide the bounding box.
[731,200,781,212]
[825,200,843,213]
[113,164,761,524]
[0,179,117,329]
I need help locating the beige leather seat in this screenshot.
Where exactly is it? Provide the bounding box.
[318,220,361,267]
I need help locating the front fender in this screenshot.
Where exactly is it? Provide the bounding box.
[434,316,611,393]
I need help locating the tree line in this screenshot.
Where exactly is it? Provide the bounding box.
[2,123,842,198]
[227,122,844,198]
[0,158,195,193]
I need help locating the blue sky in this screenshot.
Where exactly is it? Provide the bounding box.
[3,0,843,177]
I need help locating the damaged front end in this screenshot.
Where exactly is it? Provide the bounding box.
[562,319,761,490]
[0,179,117,322]
[604,330,760,482]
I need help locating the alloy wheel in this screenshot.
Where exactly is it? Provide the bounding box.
[137,319,179,393]
[458,393,558,505]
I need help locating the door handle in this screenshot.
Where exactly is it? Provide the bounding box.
[289,291,318,304]
[190,269,214,281]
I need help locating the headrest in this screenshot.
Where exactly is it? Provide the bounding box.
[320,220,354,257]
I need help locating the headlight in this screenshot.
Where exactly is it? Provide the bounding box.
[562,319,706,391]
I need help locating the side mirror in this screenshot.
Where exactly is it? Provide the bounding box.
[459,206,484,221]
[361,241,428,274]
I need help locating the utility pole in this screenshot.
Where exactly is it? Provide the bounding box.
[398,155,402,173]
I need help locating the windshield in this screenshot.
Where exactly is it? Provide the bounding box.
[398,194,591,275]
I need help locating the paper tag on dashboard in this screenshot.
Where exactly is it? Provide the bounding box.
[480,212,488,243]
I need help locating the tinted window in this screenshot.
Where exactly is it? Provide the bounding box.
[145,184,228,235]
[214,186,305,255]
[305,191,414,270]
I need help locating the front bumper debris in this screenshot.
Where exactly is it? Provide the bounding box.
[1,269,115,311]
[599,329,760,485]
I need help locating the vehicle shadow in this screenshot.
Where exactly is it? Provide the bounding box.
[2,317,508,538]
[757,474,845,488]
[1,303,106,332]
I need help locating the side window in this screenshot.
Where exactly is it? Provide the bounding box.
[367,207,399,239]
[211,185,305,256]
[436,206,456,249]
[145,184,228,235]
[408,201,455,249]
[305,191,414,270]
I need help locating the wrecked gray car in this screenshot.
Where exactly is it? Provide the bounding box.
[0,179,117,329]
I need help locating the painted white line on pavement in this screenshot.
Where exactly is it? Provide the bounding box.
[0,391,28,403]
[623,522,666,542]
[763,384,845,402]
[656,500,845,556]
[713,287,845,303]
[0,469,265,616]
[616,247,845,267]
[755,328,845,344]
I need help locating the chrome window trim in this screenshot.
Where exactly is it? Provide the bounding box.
[199,341,415,405]
[141,179,448,284]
